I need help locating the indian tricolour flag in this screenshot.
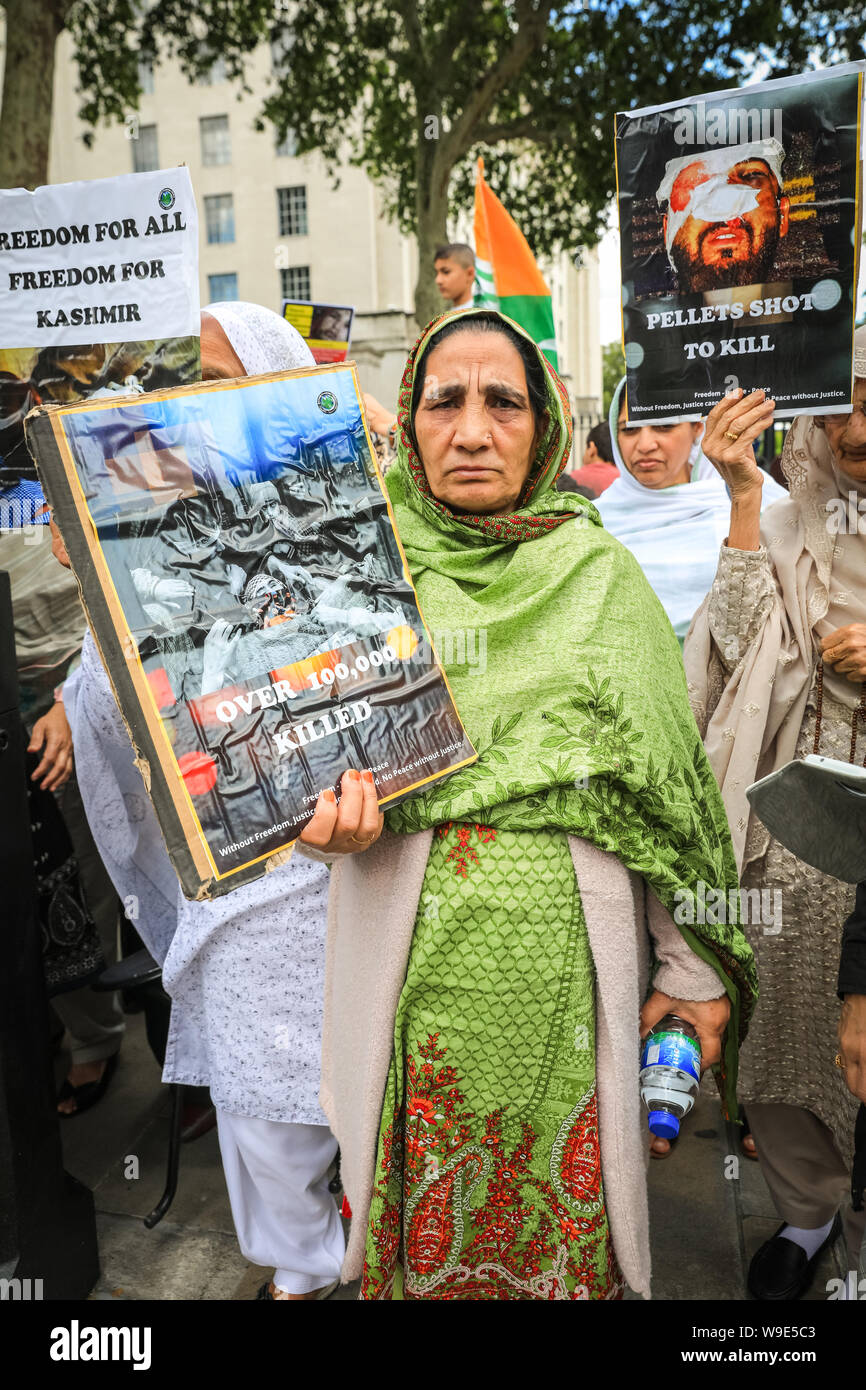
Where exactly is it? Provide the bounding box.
[473,157,558,370]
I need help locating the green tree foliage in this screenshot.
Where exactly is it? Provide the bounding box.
[258,0,866,325]
[0,0,271,189]
[602,340,625,418]
[2,1,865,326]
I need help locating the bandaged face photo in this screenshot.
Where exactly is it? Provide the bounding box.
[658,141,789,292]
[617,69,859,421]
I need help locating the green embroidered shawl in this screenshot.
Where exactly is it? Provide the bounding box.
[384,308,756,1108]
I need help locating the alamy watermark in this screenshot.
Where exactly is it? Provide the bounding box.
[410,627,487,675]
[50,1322,152,1369]
[827,1272,866,1300]
[0,1277,43,1300]
[826,492,866,535]
[674,881,782,935]
[671,101,783,148]
[0,509,49,536]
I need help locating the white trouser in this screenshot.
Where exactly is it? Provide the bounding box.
[216,1111,345,1295]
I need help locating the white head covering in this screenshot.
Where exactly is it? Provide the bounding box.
[656,140,786,268]
[596,378,786,641]
[64,301,319,970]
[205,300,314,374]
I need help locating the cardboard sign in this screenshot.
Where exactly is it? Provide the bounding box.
[616,64,865,421]
[0,168,200,526]
[282,300,354,363]
[25,363,476,899]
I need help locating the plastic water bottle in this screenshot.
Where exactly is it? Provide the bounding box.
[639,1014,701,1142]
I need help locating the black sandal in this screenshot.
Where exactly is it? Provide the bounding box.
[56,1052,118,1118]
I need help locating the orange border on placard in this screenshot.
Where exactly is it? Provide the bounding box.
[851,72,864,408]
[48,361,477,883]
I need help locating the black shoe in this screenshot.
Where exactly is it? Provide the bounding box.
[56,1051,119,1119]
[747,1212,842,1300]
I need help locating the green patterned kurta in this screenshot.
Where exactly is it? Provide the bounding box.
[358,307,757,1301]
[362,827,619,1301]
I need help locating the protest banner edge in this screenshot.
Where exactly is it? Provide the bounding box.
[24,405,213,899]
[24,363,477,896]
[615,59,866,124]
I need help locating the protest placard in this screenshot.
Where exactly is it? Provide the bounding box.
[282,300,354,363]
[615,64,865,421]
[0,167,200,527]
[25,362,476,899]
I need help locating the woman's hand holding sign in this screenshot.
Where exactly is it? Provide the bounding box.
[299,769,383,856]
[702,388,775,495]
[702,388,776,551]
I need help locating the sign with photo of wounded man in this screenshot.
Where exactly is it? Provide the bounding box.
[0,166,200,527]
[24,363,476,899]
[282,300,354,364]
[615,64,865,421]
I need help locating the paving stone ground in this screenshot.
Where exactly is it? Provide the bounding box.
[56,1013,848,1302]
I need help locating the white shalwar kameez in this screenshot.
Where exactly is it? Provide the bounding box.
[63,302,345,1293]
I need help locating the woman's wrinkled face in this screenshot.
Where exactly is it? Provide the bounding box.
[616,398,701,490]
[200,311,246,380]
[412,330,543,516]
[818,378,866,480]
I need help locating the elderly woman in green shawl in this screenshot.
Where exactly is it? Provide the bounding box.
[297,307,756,1301]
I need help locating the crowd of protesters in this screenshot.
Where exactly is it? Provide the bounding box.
[4,225,866,1305]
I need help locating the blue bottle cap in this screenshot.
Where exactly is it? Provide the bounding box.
[648,1109,680,1141]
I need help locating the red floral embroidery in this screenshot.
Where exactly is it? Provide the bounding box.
[435,822,497,878]
[362,1103,403,1299]
[406,1095,439,1127]
[407,1151,488,1276]
[362,1033,622,1301]
[559,1093,603,1209]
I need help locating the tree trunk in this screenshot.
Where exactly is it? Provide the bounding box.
[0,0,73,189]
[413,135,450,331]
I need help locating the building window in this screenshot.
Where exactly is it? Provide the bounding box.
[204,194,235,244]
[132,123,159,173]
[270,35,291,71]
[197,55,227,85]
[280,266,310,302]
[200,115,231,166]
[208,272,238,302]
[277,185,308,237]
[137,59,155,95]
[275,128,298,157]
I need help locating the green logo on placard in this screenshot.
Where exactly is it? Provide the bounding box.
[158,187,175,211]
[317,390,338,414]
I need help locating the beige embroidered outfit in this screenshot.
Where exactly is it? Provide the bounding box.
[685,387,866,1264]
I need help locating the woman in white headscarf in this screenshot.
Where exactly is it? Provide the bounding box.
[63,302,345,1300]
[685,326,866,1300]
[596,378,786,645]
